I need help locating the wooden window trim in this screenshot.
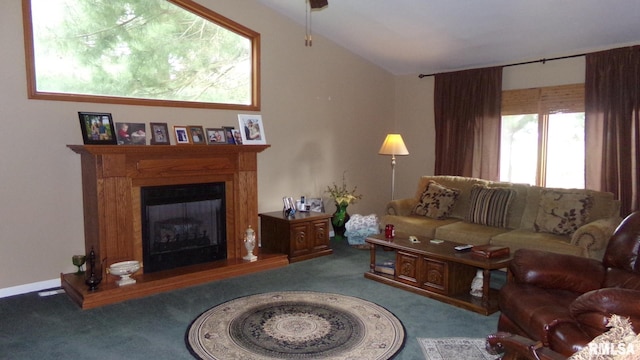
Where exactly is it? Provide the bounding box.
[21,0,261,110]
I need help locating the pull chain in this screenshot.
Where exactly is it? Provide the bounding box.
[305,0,312,46]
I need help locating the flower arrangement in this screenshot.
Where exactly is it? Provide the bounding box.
[326,173,363,206]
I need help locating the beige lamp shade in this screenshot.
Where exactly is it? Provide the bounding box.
[379,134,409,156]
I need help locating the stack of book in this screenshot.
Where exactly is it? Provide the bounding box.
[374,261,395,275]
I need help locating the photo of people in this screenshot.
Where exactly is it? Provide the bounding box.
[174,126,189,144]
[232,129,243,145]
[188,126,206,144]
[223,126,236,144]
[206,128,226,144]
[150,123,169,145]
[116,122,146,145]
[237,114,266,144]
[78,112,117,145]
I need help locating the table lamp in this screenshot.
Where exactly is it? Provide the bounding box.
[379,134,409,200]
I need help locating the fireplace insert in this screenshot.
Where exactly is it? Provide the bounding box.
[141,182,226,273]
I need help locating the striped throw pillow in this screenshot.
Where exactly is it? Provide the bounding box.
[466,185,516,228]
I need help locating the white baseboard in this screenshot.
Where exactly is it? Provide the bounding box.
[0,278,61,299]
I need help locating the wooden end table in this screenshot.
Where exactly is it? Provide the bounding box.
[259,211,333,263]
[364,233,511,315]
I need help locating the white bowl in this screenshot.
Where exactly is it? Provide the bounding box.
[109,260,140,276]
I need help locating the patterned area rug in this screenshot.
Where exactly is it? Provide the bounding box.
[186,291,405,359]
[418,338,500,360]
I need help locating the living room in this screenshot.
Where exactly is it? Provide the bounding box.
[1,1,639,358]
[3,0,627,298]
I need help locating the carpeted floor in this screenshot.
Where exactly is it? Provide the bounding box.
[0,238,504,359]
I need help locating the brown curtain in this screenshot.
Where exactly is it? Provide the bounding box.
[434,67,502,179]
[585,46,640,217]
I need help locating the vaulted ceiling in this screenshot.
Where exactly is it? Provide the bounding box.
[256,0,640,75]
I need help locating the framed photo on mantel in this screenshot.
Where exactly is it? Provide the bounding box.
[78,112,117,145]
[237,114,266,145]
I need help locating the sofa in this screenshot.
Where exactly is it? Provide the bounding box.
[381,176,622,259]
[496,211,640,356]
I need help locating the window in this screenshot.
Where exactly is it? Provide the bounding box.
[23,0,260,110]
[500,84,585,188]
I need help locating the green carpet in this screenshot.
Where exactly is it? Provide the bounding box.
[0,239,503,359]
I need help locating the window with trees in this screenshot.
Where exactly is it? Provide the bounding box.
[23,0,260,110]
[500,84,585,188]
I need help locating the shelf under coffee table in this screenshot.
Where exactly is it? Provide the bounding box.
[364,233,512,315]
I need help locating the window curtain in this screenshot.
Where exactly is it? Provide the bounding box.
[585,46,640,217]
[434,67,502,179]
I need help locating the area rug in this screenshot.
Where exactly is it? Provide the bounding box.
[186,291,405,359]
[418,337,499,360]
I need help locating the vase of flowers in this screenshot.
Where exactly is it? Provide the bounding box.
[326,173,362,240]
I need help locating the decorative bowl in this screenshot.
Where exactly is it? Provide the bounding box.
[108,260,140,286]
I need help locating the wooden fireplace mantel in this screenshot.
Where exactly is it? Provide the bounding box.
[62,144,288,309]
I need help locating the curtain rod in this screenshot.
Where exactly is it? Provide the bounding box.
[418,52,587,78]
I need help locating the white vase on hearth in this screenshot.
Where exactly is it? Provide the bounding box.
[243,225,258,262]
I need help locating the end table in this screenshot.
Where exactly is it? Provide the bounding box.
[259,211,333,262]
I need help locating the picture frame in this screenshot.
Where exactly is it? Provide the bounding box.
[116,122,146,145]
[237,114,266,145]
[174,126,190,144]
[188,126,206,145]
[78,112,117,145]
[222,126,236,144]
[150,122,170,145]
[231,129,243,145]
[308,198,325,213]
[205,128,226,144]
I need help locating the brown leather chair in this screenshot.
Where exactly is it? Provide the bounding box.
[497,211,640,356]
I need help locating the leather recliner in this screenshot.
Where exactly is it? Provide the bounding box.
[497,211,640,356]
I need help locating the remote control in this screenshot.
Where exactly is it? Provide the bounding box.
[454,244,473,251]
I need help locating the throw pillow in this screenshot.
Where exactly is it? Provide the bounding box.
[534,190,594,236]
[412,181,460,219]
[466,185,516,228]
[569,314,639,360]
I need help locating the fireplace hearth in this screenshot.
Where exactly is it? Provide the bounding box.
[62,145,288,309]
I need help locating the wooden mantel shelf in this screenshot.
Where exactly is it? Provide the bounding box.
[64,144,283,309]
[67,144,270,156]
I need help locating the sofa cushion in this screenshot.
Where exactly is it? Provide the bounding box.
[434,221,510,245]
[380,214,460,238]
[490,229,587,258]
[534,190,594,236]
[412,180,460,219]
[466,185,516,228]
[413,176,490,220]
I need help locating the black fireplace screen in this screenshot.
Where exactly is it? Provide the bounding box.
[141,182,226,273]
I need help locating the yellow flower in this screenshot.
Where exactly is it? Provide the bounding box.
[326,173,362,206]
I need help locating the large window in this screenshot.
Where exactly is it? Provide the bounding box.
[23,0,260,110]
[500,84,585,188]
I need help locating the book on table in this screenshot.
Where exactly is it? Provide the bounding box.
[374,261,395,275]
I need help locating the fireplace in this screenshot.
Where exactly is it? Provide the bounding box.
[142,182,226,273]
[63,144,289,309]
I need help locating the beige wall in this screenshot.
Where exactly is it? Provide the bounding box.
[0,0,587,293]
[0,0,394,292]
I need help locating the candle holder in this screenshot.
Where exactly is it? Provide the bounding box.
[85,247,102,291]
[72,254,86,274]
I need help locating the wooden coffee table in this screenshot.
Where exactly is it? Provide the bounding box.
[364,233,511,315]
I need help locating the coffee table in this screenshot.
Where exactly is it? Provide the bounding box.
[364,233,511,315]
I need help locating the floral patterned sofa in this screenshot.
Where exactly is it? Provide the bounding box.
[380,176,622,260]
